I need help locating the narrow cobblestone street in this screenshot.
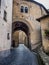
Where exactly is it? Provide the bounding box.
[0,44,40,65]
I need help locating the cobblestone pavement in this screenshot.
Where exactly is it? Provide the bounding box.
[38,47,49,65]
[0,44,39,65]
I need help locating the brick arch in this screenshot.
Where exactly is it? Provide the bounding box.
[12,21,29,36]
[13,18,33,32]
[12,21,31,49]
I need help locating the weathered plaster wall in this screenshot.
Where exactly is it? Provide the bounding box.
[41,17,49,52]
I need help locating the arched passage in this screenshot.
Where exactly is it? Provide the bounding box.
[12,21,31,49]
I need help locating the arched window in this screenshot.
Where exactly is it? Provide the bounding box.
[21,6,24,13]
[20,6,28,13]
[25,7,28,13]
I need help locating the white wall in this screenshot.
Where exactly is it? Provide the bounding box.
[0,0,13,51]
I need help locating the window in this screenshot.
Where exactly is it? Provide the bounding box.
[7,33,10,40]
[21,6,24,13]
[0,0,1,13]
[3,10,7,21]
[20,6,28,13]
[0,0,1,7]
[25,7,28,13]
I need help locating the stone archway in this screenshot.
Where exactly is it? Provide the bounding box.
[12,21,31,49]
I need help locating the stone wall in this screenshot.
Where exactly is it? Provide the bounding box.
[12,0,47,50]
[40,17,49,52]
[0,0,13,51]
[13,0,47,21]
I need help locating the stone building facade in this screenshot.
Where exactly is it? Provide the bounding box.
[0,0,49,51]
[0,0,13,51]
[37,15,49,53]
[12,0,48,49]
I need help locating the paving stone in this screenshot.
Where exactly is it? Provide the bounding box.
[0,44,39,65]
[38,47,49,65]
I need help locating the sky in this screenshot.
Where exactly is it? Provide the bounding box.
[34,0,49,9]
